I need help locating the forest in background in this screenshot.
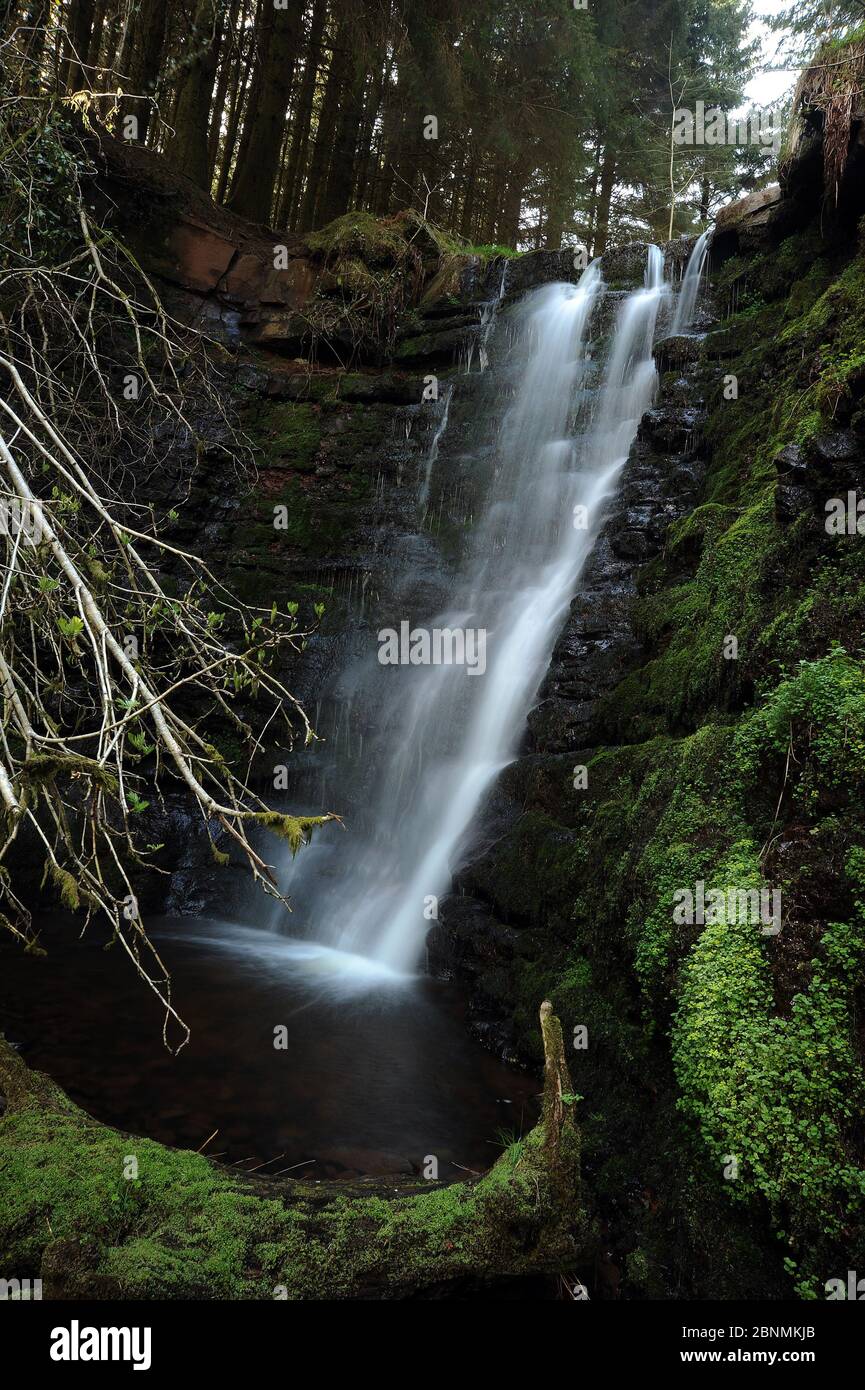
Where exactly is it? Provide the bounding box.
[6,0,785,252]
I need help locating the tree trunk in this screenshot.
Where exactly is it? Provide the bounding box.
[206,0,241,175]
[295,28,344,232]
[117,0,169,142]
[447,146,465,228]
[163,0,221,187]
[228,0,303,224]
[459,158,477,241]
[585,141,601,253]
[371,65,407,215]
[96,0,122,89]
[85,0,107,69]
[214,0,257,204]
[481,165,505,244]
[699,172,710,222]
[277,0,328,228]
[316,37,366,225]
[63,0,94,91]
[498,169,524,248]
[592,143,616,257]
[545,152,579,251]
[20,0,49,84]
[352,39,388,213]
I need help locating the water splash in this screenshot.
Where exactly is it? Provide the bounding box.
[160,919,413,992]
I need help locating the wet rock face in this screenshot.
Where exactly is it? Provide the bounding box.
[394,320,478,365]
[91,139,729,981]
[528,416,707,758]
[639,404,704,453]
[498,249,580,296]
[467,240,699,305]
[653,333,705,372]
[774,443,812,526]
[811,428,862,467]
[132,217,723,1018]
[773,430,865,528]
[598,241,657,287]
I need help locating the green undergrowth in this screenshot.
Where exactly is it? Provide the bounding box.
[636,217,865,1282]
[461,242,521,259]
[672,885,865,1298]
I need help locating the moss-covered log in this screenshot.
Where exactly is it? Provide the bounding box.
[0,1003,582,1299]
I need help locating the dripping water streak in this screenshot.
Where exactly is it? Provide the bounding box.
[419,383,453,507]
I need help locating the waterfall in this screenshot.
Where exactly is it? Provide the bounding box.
[671,229,711,334]
[270,248,668,980]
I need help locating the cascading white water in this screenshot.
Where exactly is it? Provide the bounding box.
[266,248,669,980]
[671,229,711,334]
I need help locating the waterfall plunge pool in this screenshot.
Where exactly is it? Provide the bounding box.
[0,915,539,1179]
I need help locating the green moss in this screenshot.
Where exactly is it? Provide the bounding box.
[543,226,865,1292]
[483,226,865,1288]
[598,233,865,746]
[305,212,410,268]
[735,649,865,811]
[461,243,521,259]
[20,753,118,796]
[394,330,442,360]
[672,879,865,1295]
[245,401,321,472]
[47,864,82,912]
[251,810,330,854]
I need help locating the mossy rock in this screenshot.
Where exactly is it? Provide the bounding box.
[305,212,412,269]
[245,401,322,472]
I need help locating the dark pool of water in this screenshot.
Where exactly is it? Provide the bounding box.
[0,916,538,1179]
